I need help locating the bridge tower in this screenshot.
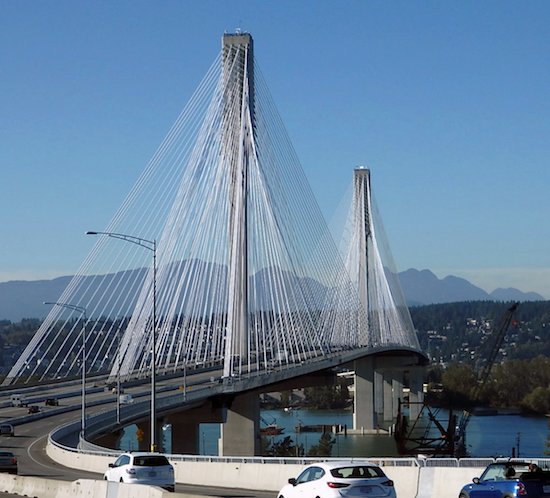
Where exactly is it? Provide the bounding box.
[350,167,424,431]
[222,32,254,380]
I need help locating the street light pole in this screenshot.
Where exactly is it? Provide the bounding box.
[116,320,121,425]
[86,230,158,452]
[44,302,87,437]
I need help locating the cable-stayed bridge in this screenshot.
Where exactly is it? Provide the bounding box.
[4,33,425,454]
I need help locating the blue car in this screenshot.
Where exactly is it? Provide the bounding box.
[459,461,550,498]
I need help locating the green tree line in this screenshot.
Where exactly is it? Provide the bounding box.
[428,356,550,414]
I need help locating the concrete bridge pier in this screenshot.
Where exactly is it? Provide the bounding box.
[353,355,424,432]
[219,391,260,456]
[382,370,404,425]
[353,356,376,431]
[165,415,199,454]
[407,366,425,421]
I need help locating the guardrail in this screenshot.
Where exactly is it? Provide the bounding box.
[47,419,550,498]
[49,420,550,469]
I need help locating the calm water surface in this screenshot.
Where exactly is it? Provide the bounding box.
[119,408,549,458]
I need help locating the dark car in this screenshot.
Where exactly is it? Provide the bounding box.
[459,461,550,498]
[0,424,14,436]
[45,398,59,406]
[27,405,40,414]
[0,451,17,474]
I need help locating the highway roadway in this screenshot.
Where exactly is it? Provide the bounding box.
[0,375,275,498]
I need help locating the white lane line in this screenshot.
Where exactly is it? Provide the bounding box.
[27,434,65,472]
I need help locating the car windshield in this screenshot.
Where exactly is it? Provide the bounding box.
[133,456,170,467]
[330,466,384,478]
[482,463,532,481]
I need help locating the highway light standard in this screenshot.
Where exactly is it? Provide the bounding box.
[86,230,158,452]
[44,302,87,438]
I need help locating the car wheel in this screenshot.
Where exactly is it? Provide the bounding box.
[459,494,468,498]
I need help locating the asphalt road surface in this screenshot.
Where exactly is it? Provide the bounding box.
[0,401,275,498]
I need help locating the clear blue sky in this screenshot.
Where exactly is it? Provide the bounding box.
[2,1,549,298]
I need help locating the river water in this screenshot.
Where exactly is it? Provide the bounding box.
[119,408,549,458]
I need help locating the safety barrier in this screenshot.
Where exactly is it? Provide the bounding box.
[47,423,550,498]
[0,475,190,498]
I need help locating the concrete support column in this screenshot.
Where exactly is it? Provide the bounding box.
[374,369,384,427]
[383,370,394,424]
[353,356,375,431]
[408,366,425,421]
[166,416,199,454]
[392,376,404,419]
[219,392,260,456]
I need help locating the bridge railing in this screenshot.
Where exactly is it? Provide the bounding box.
[48,423,547,470]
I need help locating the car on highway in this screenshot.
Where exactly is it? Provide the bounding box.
[119,394,133,404]
[459,461,550,498]
[277,461,396,498]
[0,424,14,436]
[0,451,18,474]
[104,452,175,492]
[27,405,40,414]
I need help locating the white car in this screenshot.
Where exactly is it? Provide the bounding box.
[104,452,175,492]
[278,461,396,498]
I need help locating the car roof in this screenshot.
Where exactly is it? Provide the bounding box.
[310,461,379,470]
[491,462,532,467]
[121,452,168,457]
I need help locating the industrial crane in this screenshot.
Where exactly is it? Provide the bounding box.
[455,302,520,448]
[394,302,519,457]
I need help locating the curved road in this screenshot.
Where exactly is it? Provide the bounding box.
[1,395,275,498]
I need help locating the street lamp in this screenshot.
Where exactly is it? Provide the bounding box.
[86,230,158,452]
[44,301,87,437]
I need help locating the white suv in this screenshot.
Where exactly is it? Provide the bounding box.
[104,452,175,492]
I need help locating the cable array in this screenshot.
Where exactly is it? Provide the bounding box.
[4,35,417,387]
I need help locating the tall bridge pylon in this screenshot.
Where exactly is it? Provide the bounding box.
[3,34,419,388]
[345,167,419,349]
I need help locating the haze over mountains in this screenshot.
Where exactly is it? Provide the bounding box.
[0,268,543,322]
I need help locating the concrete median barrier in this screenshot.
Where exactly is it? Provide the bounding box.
[0,474,203,498]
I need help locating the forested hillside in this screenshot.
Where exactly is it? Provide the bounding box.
[410,300,550,413]
[1,301,550,413]
[411,300,550,364]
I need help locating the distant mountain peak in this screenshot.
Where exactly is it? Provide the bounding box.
[399,268,543,305]
[0,268,544,321]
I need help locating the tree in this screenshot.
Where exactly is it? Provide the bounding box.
[307,432,335,457]
[264,436,304,457]
[441,363,478,406]
[522,386,550,414]
[304,379,350,409]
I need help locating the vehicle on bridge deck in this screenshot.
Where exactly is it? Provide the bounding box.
[459,461,550,498]
[10,393,27,407]
[0,424,14,436]
[0,451,17,474]
[278,461,396,498]
[119,394,133,404]
[104,452,175,492]
[27,405,40,414]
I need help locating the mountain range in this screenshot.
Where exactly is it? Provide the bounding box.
[0,268,544,322]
